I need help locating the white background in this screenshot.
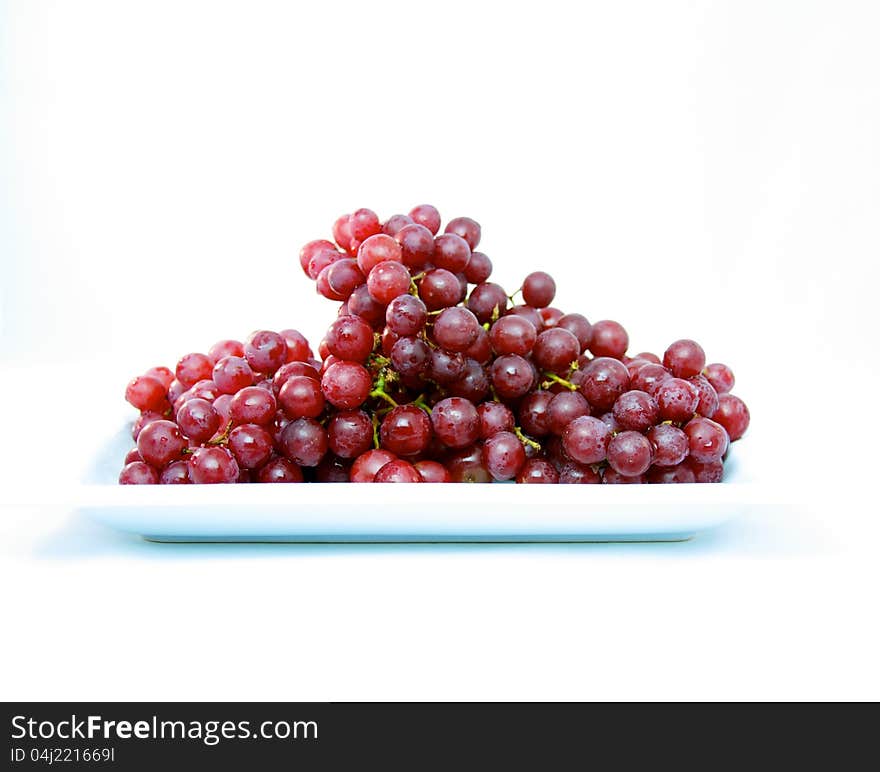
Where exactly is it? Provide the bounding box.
[1,0,879,700]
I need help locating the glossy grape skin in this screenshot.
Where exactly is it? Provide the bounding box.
[432,233,471,273]
[137,420,186,468]
[257,457,304,483]
[380,326,399,357]
[419,268,461,310]
[686,457,725,483]
[580,357,631,411]
[703,363,735,394]
[390,336,431,376]
[518,391,554,437]
[273,362,320,396]
[442,216,480,249]
[379,406,432,456]
[433,307,480,352]
[131,412,165,443]
[300,239,338,276]
[715,393,750,441]
[326,315,374,363]
[213,394,233,424]
[446,444,491,483]
[326,258,366,298]
[277,375,325,420]
[382,214,414,236]
[375,459,423,482]
[386,294,427,337]
[464,251,492,284]
[506,305,544,333]
[562,415,611,464]
[176,398,221,442]
[477,401,515,439]
[607,431,654,476]
[630,362,672,395]
[228,386,276,426]
[684,417,729,464]
[533,328,580,373]
[548,391,591,435]
[321,361,372,409]
[428,348,466,384]
[124,447,143,465]
[279,418,328,467]
[467,282,509,324]
[159,460,190,484]
[357,233,402,275]
[242,331,287,375]
[228,424,274,469]
[516,459,559,484]
[327,410,373,458]
[175,353,214,388]
[431,397,480,448]
[125,375,168,412]
[646,424,689,467]
[489,315,536,356]
[612,390,659,432]
[588,320,628,360]
[646,464,696,484]
[655,378,699,422]
[119,461,159,485]
[448,359,491,402]
[332,214,354,253]
[483,431,526,481]
[349,207,382,241]
[181,379,221,408]
[167,379,187,405]
[350,449,398,483]
[602,468,645,484]
[189,446,240,484]
[556,314,592,352]
[688,374,719,418]
[408,204,441,235]
[206,341,243,366]
[367,261,412,305]
[141,366,173,391]
[490,354,535,400]
[540,307,563,328]
[624,358,652,380]
[307,247,344,280]
[522,271,556,308]
[316,265,347,300]
[663,339,706,379]
[347,284,387,327]
[464,326,492,364]
[415,460,451,482]
[212,356,255,395]
[558,461,601,484]
[395,223,435,269]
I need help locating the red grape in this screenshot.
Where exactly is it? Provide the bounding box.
[408,204,441,234]
[119,461,159,485]
[375,459,422,482]
[522,271,556,308]
[715,393,750,441]
[189,446,239,484]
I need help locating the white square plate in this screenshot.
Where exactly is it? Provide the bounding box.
[76,420,754,542]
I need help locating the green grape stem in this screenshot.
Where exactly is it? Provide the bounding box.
[541,372,578,391]
[514,426,542,451]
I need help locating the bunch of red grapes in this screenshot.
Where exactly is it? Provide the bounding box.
[120,204,750,485]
